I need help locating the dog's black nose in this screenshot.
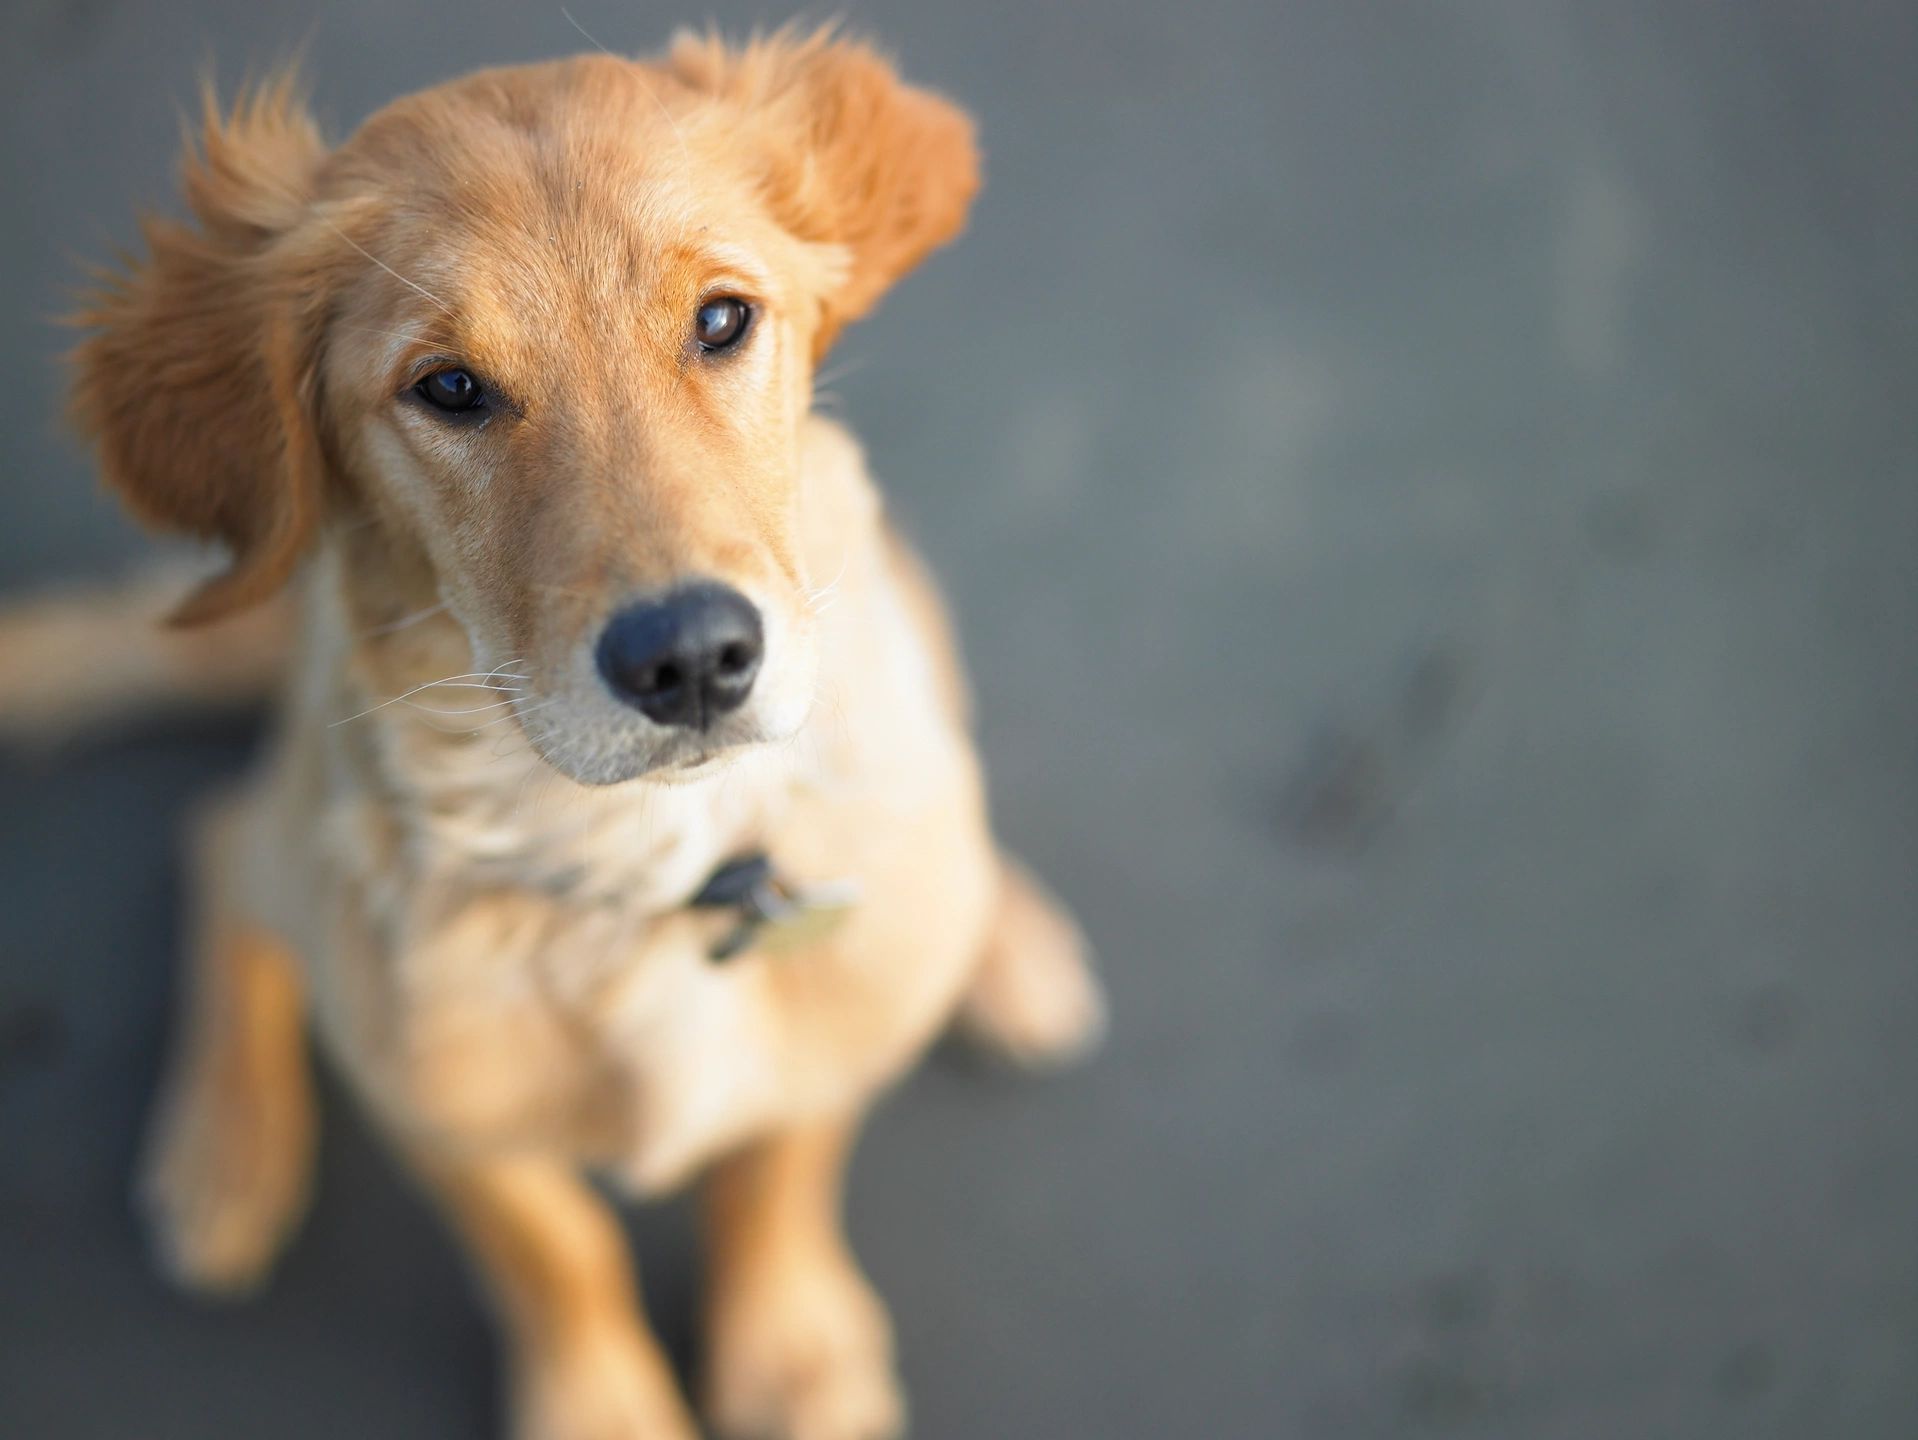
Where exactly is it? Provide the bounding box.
[596,583,764,729]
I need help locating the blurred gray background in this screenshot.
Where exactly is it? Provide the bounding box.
[2,2,1915,1437]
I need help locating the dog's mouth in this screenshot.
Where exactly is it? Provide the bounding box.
[513,696,782,788]
[636,732,751,782]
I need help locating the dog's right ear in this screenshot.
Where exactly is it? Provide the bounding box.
[666,28,980,357]
[70,75,332,626]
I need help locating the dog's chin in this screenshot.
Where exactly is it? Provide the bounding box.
[649,748,748,786]
[521,714,777,789]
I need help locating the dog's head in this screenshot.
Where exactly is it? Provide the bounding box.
[70,32,977,783]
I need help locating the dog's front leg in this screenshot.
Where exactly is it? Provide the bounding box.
[140,792,314,1295]
[408,1146,698,1440]
[700,1116,902,1440]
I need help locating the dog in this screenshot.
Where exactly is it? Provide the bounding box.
[2,28,1105,1440]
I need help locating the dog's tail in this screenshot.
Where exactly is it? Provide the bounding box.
[0,562,291,746]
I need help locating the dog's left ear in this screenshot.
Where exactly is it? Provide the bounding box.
[668,28,981,354]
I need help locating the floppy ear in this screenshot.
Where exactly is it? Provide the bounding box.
[70,76,331,626]
[668,28,981,355]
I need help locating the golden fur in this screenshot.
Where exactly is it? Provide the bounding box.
[7,30,1106,1440]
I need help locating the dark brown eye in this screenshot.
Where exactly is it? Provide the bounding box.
[694,297,751,351]
[415,368,486,414]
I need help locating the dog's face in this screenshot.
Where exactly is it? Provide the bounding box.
[72,34,977,783]
[320,55,877,782]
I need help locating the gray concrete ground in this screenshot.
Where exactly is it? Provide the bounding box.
[2,2,1915,1437]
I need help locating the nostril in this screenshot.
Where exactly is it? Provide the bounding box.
[597,582,764,729]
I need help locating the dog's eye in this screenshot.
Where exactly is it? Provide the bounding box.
[415,368,486,414]
[694,297,751,352]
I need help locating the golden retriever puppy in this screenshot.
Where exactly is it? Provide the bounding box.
[10,28,1106,1440]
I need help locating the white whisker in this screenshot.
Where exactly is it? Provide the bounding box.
[331,662,528,726]
[334,323,450,349]
[805,550,852,612]
[398,696,525,717]
[812,353,870,392]
[561,6,690,161]
[470,698,558,733]
[560,5,617,56]
[363,601,449,638]
[319,215,455,316]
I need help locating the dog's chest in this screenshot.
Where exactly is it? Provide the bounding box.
[310,711,984,1193]
[309,725,833,1163]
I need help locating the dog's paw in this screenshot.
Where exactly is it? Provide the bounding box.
[704,1256,904,1440]
[955,857,1107,1070]
[137,1059,314,1296]
[513,1328,700,1440]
